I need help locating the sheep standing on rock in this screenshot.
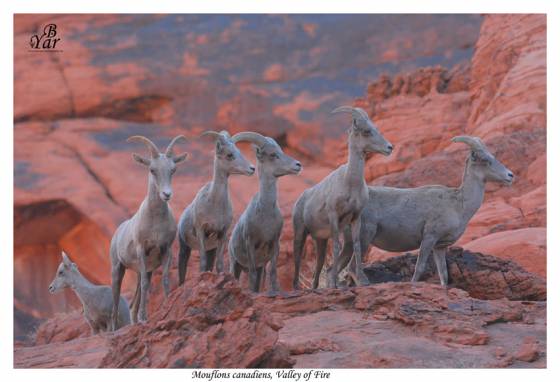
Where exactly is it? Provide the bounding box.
[49,252,130,333]
[110,135,188,330]
[334,136,514,287]
[292,106,393,289]
[177,130,255,284]
[228,132,302,293]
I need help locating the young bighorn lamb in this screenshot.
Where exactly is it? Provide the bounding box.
[110,135,187,330]
[335,136,514,287]
[228,132,302,293]
[177,130,255,284]
[292,106,393,289]
[49,252,130,333]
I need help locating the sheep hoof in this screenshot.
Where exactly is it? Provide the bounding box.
[356,272,370,287]
[266,289,280,297]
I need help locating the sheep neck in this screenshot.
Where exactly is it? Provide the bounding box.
[459,160,486,222]
[344,144,366,189]
[257,170,278,209]
[208,159,229,203]
[68,271,95,307]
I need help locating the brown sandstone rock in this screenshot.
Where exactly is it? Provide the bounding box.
[359,248,546,301]
[15,274,546,368]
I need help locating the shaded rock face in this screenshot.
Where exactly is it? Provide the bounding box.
[356,248,546,301]
[15,274,546,368]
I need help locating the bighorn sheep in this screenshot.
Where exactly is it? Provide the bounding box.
[292,106,393,289]
[177,130,255,284]
[110,135,187,330]
[228,132,302,292]
[335,136,514,287]
[49,251,130,333]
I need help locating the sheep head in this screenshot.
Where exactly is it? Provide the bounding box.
[48,251,79,294]
[127,135,189,202]
[201,130,255,176]
[332,106,393,157]
[233,132,302,177]
[452,136,514,185]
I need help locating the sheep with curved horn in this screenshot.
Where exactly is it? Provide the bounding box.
[292,106,393,290]
[229,131,302,292]
[177,130,255,284]
[334,135,514,287]
[109,135,188,330]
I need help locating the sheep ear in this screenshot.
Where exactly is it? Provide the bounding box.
[61,251,72,266]
[253,144,263,159]
[216,140,224,153]
[132,153,151,166]
[173,153,188,163]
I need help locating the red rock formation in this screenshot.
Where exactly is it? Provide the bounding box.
[359,248,546,301]
[15,273,546,368]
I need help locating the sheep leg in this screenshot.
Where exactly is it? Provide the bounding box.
[335,232,354,276]
[161,245,172,297]
[215,237,227,273]
[255,267,263,293]
[292,224,308,290]
[196,228,208,273]
[269,241,280,293]
[205,248,217,272]
[130,274,141,323]
[178,234,191,285]
[433,247,449,287]
[312,238,327,289]
[110,262,125,331]
[411,236,437,282]
[247,246,259,293]
[261,264,267,291]
[337,223,374,279]
[349,217,369,286]
[138,249,151,323]
[232,261,242,280]
[87,318,98,335]
[328,212,342,289]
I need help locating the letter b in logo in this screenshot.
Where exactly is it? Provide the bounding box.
[44,24,57,38]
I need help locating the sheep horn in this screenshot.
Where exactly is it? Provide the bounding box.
[200,131,227,143]
[452,136,487,152]
[165,135,188,157]
[331,106,369,121]
[232,131,269,147]
[127,135,160,158]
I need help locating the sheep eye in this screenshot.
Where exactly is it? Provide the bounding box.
[58,271,63,276]
[170,168,176,174]
[362,130,372,137]
[271,153,279,160]
[150,168,156,174]
[227,153,235,161]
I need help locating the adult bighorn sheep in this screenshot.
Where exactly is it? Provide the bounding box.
[110,135,187,330]
[334,136,514,287]
[292,106,393,289]
[49,252,130,333]
[228,132,302,293]
[177,130,255,284]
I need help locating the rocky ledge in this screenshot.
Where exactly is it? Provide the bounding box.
[15,256,546,368]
